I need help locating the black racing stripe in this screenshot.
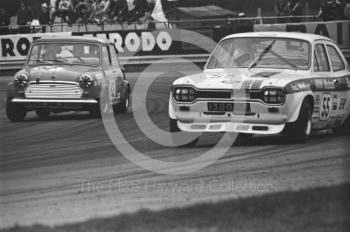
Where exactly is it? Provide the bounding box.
[250,80,264,90]
[251,72,280,78]
[241,80,253,90]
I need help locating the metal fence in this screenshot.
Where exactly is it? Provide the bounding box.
[0,15,322,35]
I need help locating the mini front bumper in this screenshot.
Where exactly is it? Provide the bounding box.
[12,98,98,104]
[11,98,98,110]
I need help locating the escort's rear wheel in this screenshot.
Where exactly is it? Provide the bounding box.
[6,98,26,122]
[35,109,50,118]
[333,115,350,135]
[283,98,312,143]
[170,118,198,147]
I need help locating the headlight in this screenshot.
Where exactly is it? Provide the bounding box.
[78,74,94,89]
[261,88,285,104]
[14,73,29,88]
[173,86,197,102]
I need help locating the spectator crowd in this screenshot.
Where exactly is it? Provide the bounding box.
[49,0,166,25]
[1,0,350,35]
[275,0,350,22]
[0,0,167,34]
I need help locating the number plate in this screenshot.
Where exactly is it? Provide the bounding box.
[207,102,234,112]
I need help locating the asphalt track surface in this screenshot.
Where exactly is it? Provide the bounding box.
[0,65,350,228]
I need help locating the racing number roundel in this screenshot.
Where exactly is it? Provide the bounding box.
[320,93,332,121]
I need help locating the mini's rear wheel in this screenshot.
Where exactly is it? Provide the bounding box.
[6,98,26,122]
[35,109,50,118]
[283,98,312,143]
[170,118,198,147]
[114,91,130,114]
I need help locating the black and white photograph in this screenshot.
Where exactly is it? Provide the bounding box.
[0,0,350,231]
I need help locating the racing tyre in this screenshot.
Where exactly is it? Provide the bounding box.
[233,133,254,145]
[170,118,198,147]
[6,98,26,122]
[89,106,101,118]
[114,91,130,114]
[89,92,110,118]
[35,109,50,118]
[283,98,312,143]
[333,115,350,135]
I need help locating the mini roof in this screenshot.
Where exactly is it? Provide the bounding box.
[33,36,112,44]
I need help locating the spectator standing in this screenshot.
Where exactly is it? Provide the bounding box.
[51,0,61,23]
[99,0,111,23]
[274,0,287,23]
[343,0,350,19]
[125,0,146,24]
[59,0,71,22]
[288,0,302,22]
[93,0,106,24]
[111,0,128,23]
[0,8,10,35]
[39,3,51,32]
[17,1,33,33]
[75,0,89,23]
[319,0,342,21]
[146,0,168,28]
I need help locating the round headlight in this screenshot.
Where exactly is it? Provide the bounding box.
[14,73,29,88]
[78,74,94,89]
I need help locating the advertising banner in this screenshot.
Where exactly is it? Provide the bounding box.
[254,20,350,50]
[0,32,71,62]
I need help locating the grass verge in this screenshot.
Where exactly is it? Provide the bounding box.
[3,183,350,232]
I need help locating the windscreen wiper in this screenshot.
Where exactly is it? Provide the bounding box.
[248,39,277,70]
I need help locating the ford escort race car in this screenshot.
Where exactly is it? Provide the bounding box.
[169,32,350,144]
[6,36,130,121]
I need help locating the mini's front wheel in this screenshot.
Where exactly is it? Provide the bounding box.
[35,109,50,118]
[6,98,26,122]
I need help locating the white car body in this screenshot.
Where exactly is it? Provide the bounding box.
[169,32,350,137]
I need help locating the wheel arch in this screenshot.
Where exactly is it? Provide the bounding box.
[289,94,314,123]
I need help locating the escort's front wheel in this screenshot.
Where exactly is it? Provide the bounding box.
[170,118,198,147]
[233,133,254,145]
[6,98,26,122]
[283,98,312,143]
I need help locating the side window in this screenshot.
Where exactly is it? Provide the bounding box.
[314,44,330,72]
[327,45,345,71]
[109,44,120,68]
[102,46,111,68]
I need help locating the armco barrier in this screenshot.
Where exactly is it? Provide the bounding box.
[1,20,350,71]
[0,54,209,71]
